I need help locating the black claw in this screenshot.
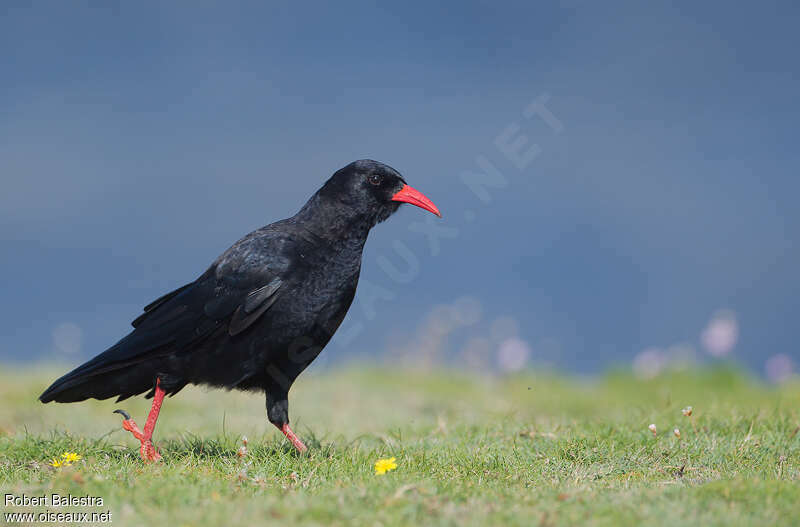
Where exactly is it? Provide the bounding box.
[113,409,131,420]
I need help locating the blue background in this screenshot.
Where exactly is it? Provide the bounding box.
[1,1,797,374]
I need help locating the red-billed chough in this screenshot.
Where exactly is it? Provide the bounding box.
[39,160,440,461]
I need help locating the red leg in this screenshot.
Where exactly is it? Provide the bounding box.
[279,423,308,452]
[114,378,166,462]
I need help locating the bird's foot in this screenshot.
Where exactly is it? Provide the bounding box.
[280,423,308,453]
[114,409,162,462]
[140,439,162,462]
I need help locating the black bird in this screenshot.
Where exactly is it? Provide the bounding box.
[40,160,440,461]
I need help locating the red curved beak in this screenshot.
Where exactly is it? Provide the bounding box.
[391,184,441,217]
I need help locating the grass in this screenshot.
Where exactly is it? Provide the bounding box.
[1,365,798,526]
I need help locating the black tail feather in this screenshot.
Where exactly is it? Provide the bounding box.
[39,362,158,403]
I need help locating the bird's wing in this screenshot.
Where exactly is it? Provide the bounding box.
[131,272,284,338]
[131,228,294,344]
[38,228,294,402]
[226,278,283,336]
[131,282,195,327]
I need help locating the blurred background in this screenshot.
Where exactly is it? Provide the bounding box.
[1,1,797,381]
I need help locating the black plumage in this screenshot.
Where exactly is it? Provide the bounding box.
[39,160,440,455]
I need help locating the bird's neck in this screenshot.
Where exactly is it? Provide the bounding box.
[292,192,372,250]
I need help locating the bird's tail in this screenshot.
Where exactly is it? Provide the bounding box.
[39,367,157,403]
[39,337,168,403]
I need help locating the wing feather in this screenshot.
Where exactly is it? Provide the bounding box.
[228,278,283,336]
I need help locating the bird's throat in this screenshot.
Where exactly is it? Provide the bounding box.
[293,193,373,248]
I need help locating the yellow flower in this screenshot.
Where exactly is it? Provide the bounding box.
[61,452,82,464]
[50,458,64,468]
[374,457,398,475]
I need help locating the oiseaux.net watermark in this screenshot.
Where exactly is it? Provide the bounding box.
[263,91,566,386]
[336,93,564,348]
[3,494,111,524]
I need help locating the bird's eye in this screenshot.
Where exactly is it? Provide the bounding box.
[368,174,383,186]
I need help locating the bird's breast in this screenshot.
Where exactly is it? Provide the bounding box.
[268,248,361,335]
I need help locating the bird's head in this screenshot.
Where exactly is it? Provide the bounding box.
[318,159,441,226]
